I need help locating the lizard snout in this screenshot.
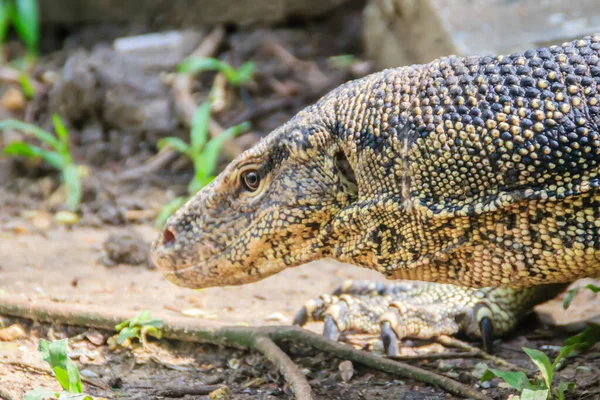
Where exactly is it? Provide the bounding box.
[161,226,176,247]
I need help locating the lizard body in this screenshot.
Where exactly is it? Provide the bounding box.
[152,36,600,352]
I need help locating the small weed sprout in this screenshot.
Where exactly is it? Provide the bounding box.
[0,115,83,212]
[24,339,93,400]
[115,310,164,347]
[0,0,40,62]
[155,101,250,227]
[178,57,255,87]
[482,325,600,400]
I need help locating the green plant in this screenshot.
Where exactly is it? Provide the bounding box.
[563,283,600,309]
[155,102,250,227]
[482,325,600,399]
[0,115,82,212]
[115,310,164,346]
[178,57,255,87]
[0,0,39,61]
[24,339,93,400]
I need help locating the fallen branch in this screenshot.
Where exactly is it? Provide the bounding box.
[150,384,223,398]
[437,335,525,372]
[0,295,488,399]
[117,147,179,182]
[254,335,314,400]
[390,351,479,361]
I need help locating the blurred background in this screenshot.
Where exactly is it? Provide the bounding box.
[2,1,600,399]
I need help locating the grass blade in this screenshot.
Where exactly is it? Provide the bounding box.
[190,102,211,154]
[157,137,190,154]
[0,0,11,43]
[62,164,82,212]
[177,57,224,74]
[52,114,70,154]
[0,119,61,150]
[19,73,36,98]
[13,0,39,56]
[198,121,250,178]
[155,196,187,228]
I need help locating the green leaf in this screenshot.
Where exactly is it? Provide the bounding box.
[523,348,553,389]
[142,325,163,340]
[0,119,61,150]
[584,283,600,293]
[38,339,83,393]
[521,388,549,400]
[0,0,13,44]
[562,288,578,309]
[41,151,66,170]
[3,141,42,157]
[188,175,213,194]
[327,54,358,70]
[13,0,39,56]
[554,381,575,400]
[19,73,36,98]
[481,368,535,391]
[117,326,140,344]
[62,163,82,212]
[157,137,190,155]
[128,310,152,327]
[155,196,187,228]
[197,121,250,178]
[52,114,70,153]
[58,392,93,400]
[177,57,224,74]
[24,387,59,400]
[190,103,211,154]
[231,62,255,85]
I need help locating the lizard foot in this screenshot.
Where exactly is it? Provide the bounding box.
[294,280,565,355]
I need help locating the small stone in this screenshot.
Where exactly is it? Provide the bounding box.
[339,360,354,382]
[0,324,26,341]
[54,211,80,225]
[264,312,287,322]
[0,87,26,111]
[209,386,230,400]
[85,329,106,346]
[80,369,99,378]
[31,211,53,230]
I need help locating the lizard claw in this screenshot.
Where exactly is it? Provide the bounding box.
[479,317,494,354]
[293,306,309,326]
[381,321,399,357]
[323,315,341,341]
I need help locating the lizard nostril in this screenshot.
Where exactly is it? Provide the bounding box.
[162,228,176,247]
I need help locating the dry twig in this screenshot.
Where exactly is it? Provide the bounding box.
[437,335,525,372]
[0,295,488,399]
[150,384,223,397]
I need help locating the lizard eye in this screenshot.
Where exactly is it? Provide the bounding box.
[242,169,261,191]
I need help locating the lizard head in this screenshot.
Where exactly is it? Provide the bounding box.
[151,104,359,288]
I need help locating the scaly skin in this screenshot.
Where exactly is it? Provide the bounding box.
[152,37,600,351]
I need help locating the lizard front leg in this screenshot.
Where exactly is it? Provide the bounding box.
[294,280,566,355]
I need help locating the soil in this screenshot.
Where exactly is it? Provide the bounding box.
[1,2,600,399]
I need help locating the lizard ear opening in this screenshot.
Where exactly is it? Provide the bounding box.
[334,150,358,198]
